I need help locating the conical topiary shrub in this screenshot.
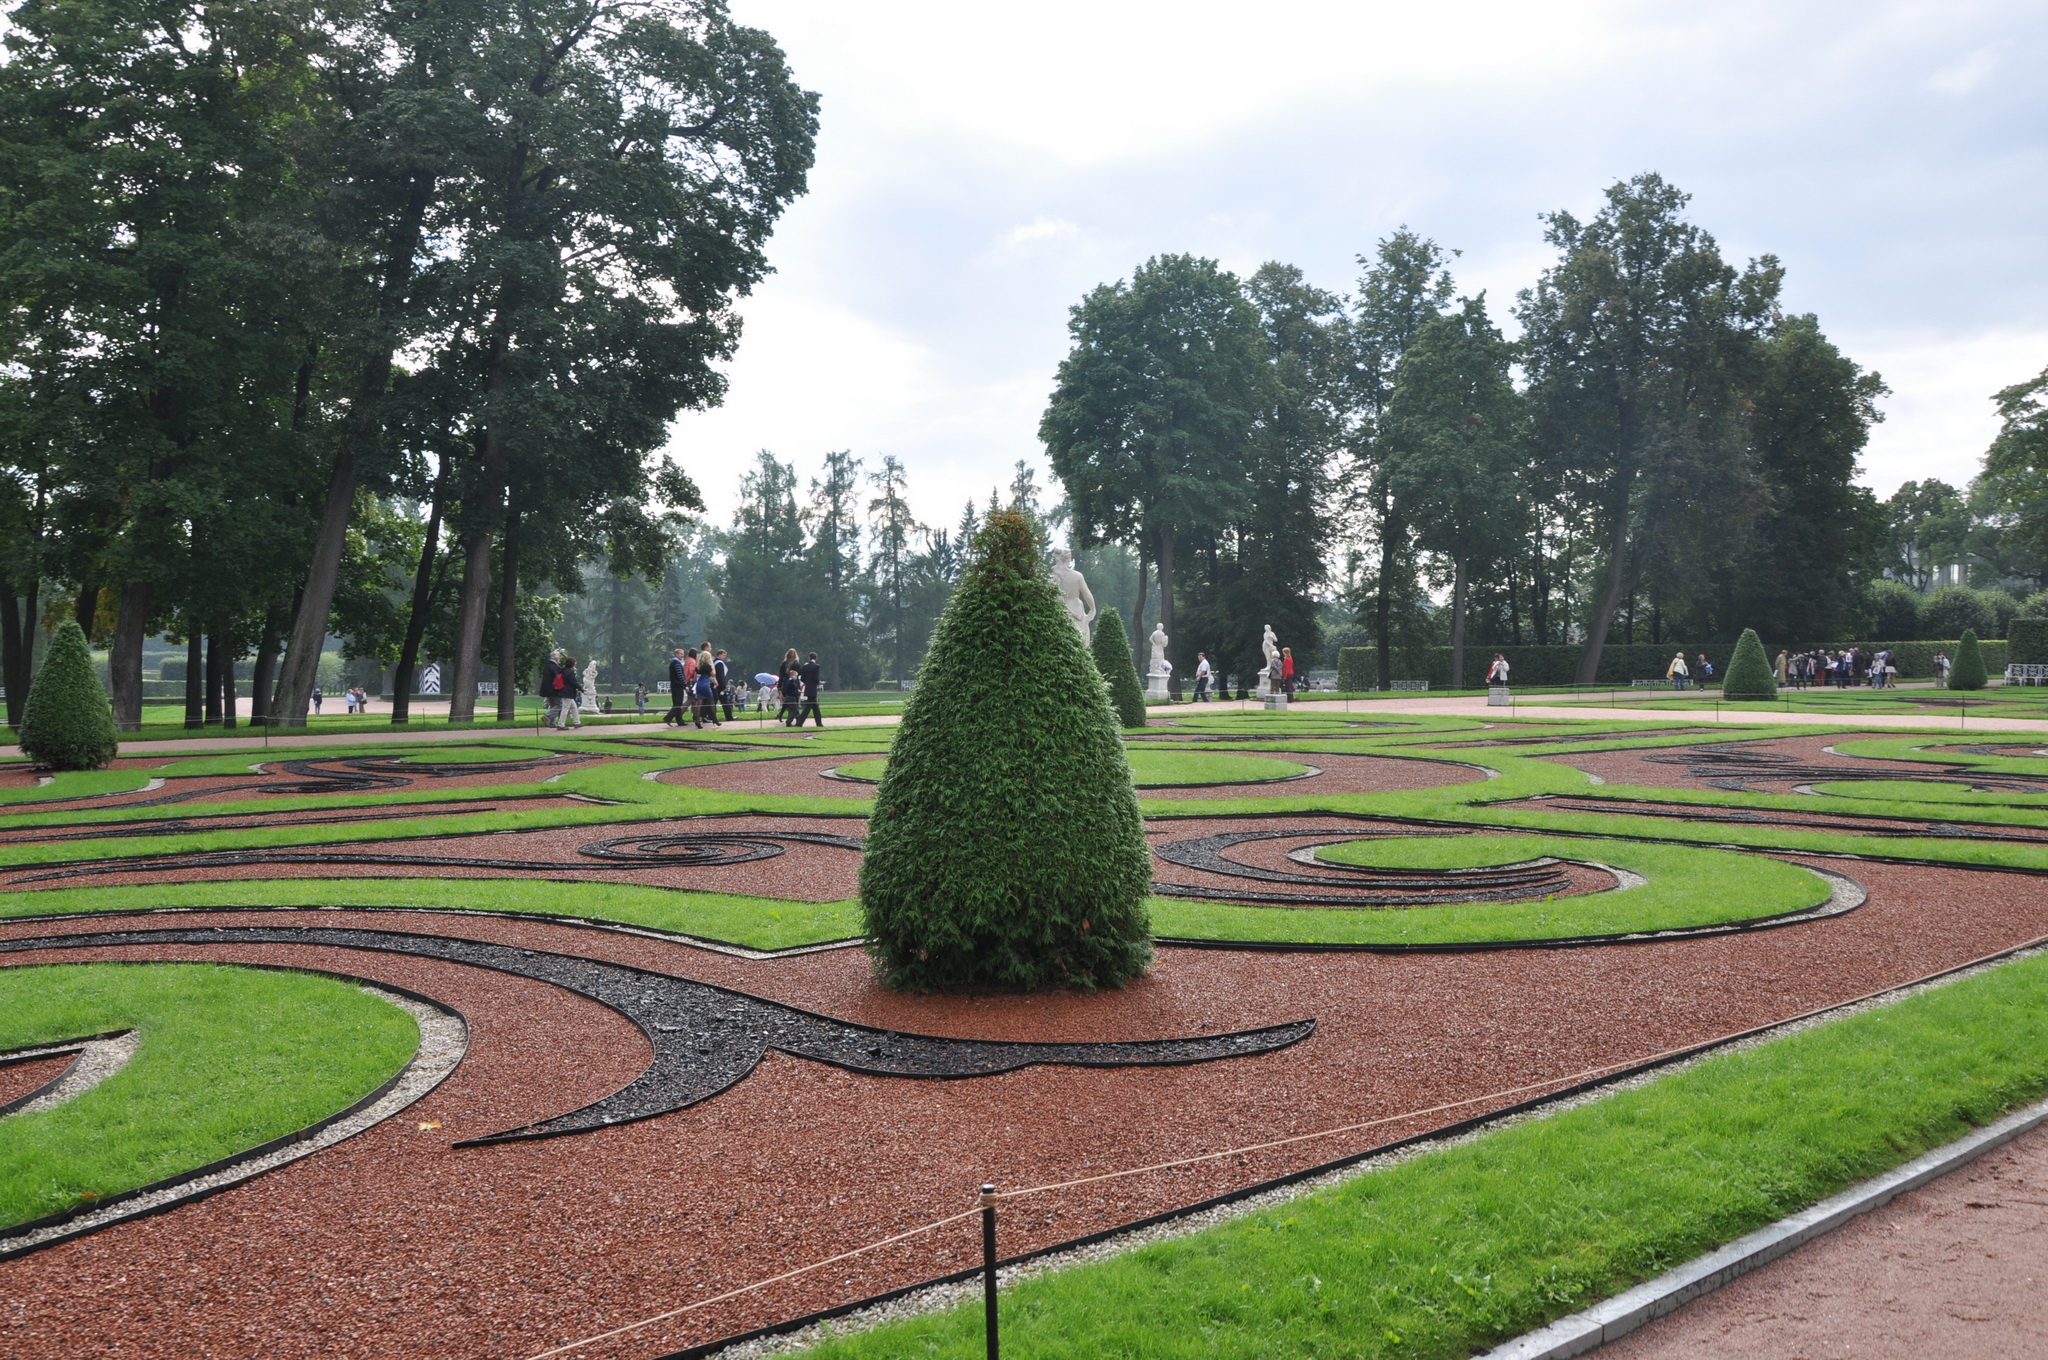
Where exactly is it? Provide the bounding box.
[1721,628,1777,701]
[1091,610,1149,728]
[17,620,119,770]
[859,509,1153,992]
[1948,629,1987,691]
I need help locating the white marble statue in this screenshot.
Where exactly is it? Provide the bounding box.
[1051,548,1097,646]
[1147,623,1172,699]
[580,659,599,712]
[1256,624,1281,698]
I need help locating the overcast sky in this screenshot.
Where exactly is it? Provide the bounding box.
[665,0,2048,536]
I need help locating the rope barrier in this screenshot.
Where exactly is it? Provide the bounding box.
[523,927,2048,1360]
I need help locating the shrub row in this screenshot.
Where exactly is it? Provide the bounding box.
[1337,638,2014,690]
[2012,617,2048,666]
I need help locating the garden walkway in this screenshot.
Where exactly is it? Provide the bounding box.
[1602,1118,2048,1359]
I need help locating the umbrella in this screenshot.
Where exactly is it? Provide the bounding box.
[754,672,778,685]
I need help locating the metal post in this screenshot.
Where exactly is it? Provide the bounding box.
[980,1183,999,1360]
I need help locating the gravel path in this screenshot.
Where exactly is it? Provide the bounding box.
[3,854,2046,1360]
[1601,1120,2048,1360]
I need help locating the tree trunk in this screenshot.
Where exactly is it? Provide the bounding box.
[74,585,98,638]
[495,512,520,722]
[446,529,493,724]
[389,474,447,724]
[1,575,35,727]
[221,640,238,729]
[274,176,435,730]
[1129,551,1149,680]
[447,324,512,724]
[1574,479,1636,684]
[184,634,204,729]
[250,608,284,723]
[109,581,150,731]
[205,633,224,725]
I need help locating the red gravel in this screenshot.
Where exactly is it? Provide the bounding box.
[1602,1120,2048,1360]
[657,754,874,800]
[4,855,2047,1360]
[0,1052,72,1105]
[1143,751,1487,800]
[1541,733,1984,793]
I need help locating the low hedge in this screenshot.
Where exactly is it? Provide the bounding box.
[1337,637,2012,690]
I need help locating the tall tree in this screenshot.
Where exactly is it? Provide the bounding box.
[1346,232,1456,688]
[1177,262,1340,683]
[710,451,808,674]
[1984,365,2048,567]
[1381,296,1525,687]
[1517,174,1779,681]
[806,450,864,689]
[1716,315,1886,639]
[1042,254,1272,653]
[867,455,919,683]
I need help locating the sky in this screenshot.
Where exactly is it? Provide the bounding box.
[665,0,2048,536]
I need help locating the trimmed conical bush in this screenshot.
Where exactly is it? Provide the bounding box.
[1948,629,1987,691]
[859,509,1153,992]
[17,620,119,770]
[1721,628,1777,701]
[1092,610,1149,728]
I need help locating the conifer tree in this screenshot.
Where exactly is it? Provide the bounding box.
[1092,612,1150,728]
[859,510,1152,991]
[1948,629,1987,691]
[1721,628,1777,701]
[17,620,119,770]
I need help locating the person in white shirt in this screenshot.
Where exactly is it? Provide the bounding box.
[1194,653,1213,701]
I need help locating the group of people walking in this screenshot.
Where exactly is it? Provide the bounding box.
[1664,652,1716,690]
[663,644,736,728]
[1773,648,1905,689]
[768,649,824,727]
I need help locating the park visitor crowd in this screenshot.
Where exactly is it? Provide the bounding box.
[1772,647,1926,689]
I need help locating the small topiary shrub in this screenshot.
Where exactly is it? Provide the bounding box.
[1721,628,1778,701]
[1948,629,1987,691]
[1091,611,1149,728]
[859,509,1153,992]
[17,619,119,770]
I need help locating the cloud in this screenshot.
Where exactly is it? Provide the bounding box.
[1000,216,1081,250]
[689,0,2048,532]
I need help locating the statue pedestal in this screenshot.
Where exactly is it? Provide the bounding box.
[1255,674,1272,699]
[1147,671,1170,700]
[1264,694,1288,711]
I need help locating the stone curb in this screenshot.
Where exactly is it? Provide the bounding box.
[1478,1092,2048,1359]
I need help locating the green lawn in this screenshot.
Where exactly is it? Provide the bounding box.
[0,962,419,1228]
[836,749,1315,788]
[0,880,865,951]
[1152,837,1830,946]
[800,948,2048,1360]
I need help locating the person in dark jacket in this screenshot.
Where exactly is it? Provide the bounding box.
[664,649,688,727]
[713,649,733,722]
[797,652,824,728]
[540,651,563,726]
[557,655,583,729]
[777,648,801,726]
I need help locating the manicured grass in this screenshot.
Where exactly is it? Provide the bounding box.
[0,962,418,1228]
[1806,779,2048,808]
[800,948,2048,1360]
[1150,836,1827,945]
[836,750,1315,788]
[0,768,157,805]
[0,879,864,950]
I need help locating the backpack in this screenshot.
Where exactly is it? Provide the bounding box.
[551,671,565,691]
